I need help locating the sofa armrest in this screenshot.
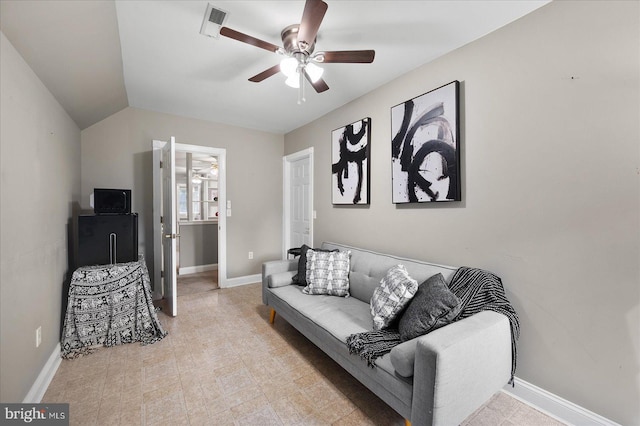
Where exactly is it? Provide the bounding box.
[409,311,512,426]
[261,259,299,304]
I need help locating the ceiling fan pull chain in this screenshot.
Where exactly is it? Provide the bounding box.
[298,69,305,104]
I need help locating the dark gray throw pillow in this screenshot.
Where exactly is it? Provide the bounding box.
[292,245,337,286]
[292,245,311,285]
[398,273,462,342]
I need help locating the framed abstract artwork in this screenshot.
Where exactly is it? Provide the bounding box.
[391,81,461,203]
[331,118,371,205]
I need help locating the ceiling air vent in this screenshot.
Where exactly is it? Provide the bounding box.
[200,3,228,38]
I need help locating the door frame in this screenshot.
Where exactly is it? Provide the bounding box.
[153,140,228,297]
[282,147,314,259]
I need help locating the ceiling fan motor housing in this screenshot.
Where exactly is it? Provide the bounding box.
[281,24,315,55]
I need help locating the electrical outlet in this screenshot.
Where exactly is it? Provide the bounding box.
[36,326,41,348]
[248,251,254,260]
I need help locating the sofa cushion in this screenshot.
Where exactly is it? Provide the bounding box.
[268,271,296,288]
[303,249,351,297]
[269,285,372,342]
[398,273,461,341]
[370,265,418,330]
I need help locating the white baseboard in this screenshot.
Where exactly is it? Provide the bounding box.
[23,343,62,403]
[222,273,261,288]
[178,263,218,275]
[502,377,620,426]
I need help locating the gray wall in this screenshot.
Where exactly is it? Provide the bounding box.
[0,32,81,402]
[80,107,283,281]
[178,223,218,268]
[284,1,639,424]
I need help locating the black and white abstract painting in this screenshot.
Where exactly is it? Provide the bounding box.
[332,118,371,205]
[391,81,460,203]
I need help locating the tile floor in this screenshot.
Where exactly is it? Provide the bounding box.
[43,272,566,425]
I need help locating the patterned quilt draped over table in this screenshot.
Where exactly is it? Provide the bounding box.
[61,259,167,359]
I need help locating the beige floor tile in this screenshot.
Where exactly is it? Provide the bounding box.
[216,366,257,395]
[331,409,378,426]
[185,404,210,426]
[236,404,283,425]
[119,405,143,425]
[223,384,264,409]
[143,388,187,425]
[205,409,237,425]
[509,404,566,426]
[271,396,304,425]
[229,393,271,419]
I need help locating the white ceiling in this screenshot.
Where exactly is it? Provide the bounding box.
[1,0,549,134]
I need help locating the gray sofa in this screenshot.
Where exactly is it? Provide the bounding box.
[262,242,512,426]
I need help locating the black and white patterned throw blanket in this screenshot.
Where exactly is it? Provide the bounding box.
[347,267,520,383]
[61,259,167,359]
[447,267,520,383]
[346,329,402,368]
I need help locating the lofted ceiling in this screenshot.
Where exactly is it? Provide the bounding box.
[0,0,549,134]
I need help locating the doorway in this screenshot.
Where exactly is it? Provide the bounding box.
[175,151,219,268]
[283,148,314,258]
[152,139,227,316]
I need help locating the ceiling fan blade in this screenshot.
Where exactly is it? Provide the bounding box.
[220,27,280,53]
[304,71,329,93]
[297,0,328,50]
[319,50,376,63]
[249,64,281,82]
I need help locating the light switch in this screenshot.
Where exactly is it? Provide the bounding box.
[227,200,232,209]
[227,209,232,217]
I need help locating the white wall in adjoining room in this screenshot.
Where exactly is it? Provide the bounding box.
[284,1,640,424]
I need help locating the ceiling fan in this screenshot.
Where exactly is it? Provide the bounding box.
[219,0,375,103]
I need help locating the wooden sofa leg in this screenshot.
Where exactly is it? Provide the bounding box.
[404,419,411,426]
[269,308,276,324]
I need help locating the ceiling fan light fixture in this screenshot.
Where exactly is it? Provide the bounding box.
[305,62,324,83]
[285,74,300,88]
[280,57,298,78]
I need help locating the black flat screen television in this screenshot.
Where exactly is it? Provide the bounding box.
[94,188,131,214]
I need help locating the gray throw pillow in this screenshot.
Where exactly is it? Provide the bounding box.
[398,273,461,342]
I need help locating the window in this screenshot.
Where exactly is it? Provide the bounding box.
[192,182,202,220]
[178,184,188,219]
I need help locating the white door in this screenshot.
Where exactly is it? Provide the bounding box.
[284,148,313,257]
[162,137,178,316]
[290,156,311,249]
